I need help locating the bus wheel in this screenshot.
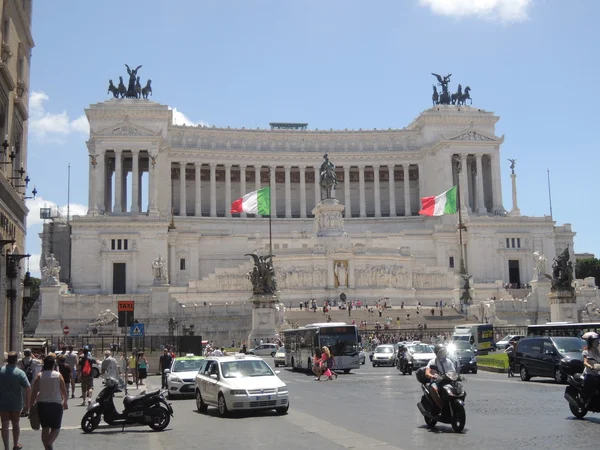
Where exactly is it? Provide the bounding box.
[343,369,351,374]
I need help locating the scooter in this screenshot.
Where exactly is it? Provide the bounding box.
[81,378,173,433]
[564,359,600,419]
[417,368,467,432]
[396,353,414,375]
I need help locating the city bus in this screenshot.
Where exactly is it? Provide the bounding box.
[527,322,600,338]
[281,323,361,373]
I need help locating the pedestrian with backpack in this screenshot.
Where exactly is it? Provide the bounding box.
[17,349,41,385]
[78,347,96,406]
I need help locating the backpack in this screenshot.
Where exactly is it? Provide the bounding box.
[82,358,92,377]
[22,359,34,383]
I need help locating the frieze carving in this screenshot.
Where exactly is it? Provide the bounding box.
[450,131,494,142]
[276,266,327,289]
[354,265,411,289]
[111,125,153,137]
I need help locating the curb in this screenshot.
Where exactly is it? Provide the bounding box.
[478,365,507,374]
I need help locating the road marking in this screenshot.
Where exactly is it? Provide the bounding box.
[286,408,404,449]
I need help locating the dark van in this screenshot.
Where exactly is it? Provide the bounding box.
[515,336,585,383]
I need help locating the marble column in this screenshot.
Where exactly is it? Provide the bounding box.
[240,164,247,217]
[314,166,319,207]
[105,162,112,213]
[388,165,396,217]
[373,164,381,217]
[138,170,143,213]
[121,171,128,213]
[194,162,202,217]
[210,163,217,217]
[148,152,159,216]
[403,164,411,216]
[358,165,366,218]
[114,149,123,213]
[179,161,187,216]
[284,165,292,218]
[490,152,503,213]
[255,165,261,191]
[97,149,106,213]
[87,152,97,215]
[299,165,307,218]
[270,166,277,218]
[225,163,232,217]
[131,149,140,213]
[459,155,469,213]
[344,166,351,218]
[417,162,425,203]
[327,259,335,289]
[475,154,486,214]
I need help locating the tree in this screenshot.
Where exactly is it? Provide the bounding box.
[575,258,600,287]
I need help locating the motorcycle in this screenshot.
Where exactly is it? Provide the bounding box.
[564,358,600,419]
[417,370,467,432]
[397,352,414,375]
[81,378,173,433]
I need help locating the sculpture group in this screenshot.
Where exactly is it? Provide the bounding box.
[319,153,337,200]
[246,254,277,295]
[107,64,153,99]
[431,73,472,106]
[41,253,61,286]
[548,247,574,292]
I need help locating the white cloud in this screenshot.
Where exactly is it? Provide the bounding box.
[29,253,40,278]
[170,107,208,126]
[29,91,89,141]
[419,0,531,22]
[25,196,88,228]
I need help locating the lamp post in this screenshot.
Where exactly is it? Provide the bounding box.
[6,252,30,351]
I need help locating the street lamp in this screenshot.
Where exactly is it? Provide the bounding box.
[22,269,33,325]
[6,251,30,350]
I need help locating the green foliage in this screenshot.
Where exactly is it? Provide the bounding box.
[575,258,600,287]
[31,276,41,300]
[477,353,508,369]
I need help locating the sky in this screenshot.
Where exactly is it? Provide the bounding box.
[26,0,598,277]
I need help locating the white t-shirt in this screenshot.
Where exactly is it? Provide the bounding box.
[426,357,456,375]
[212,349,224,356]
[583,347,600,376]
[101,357,119,379]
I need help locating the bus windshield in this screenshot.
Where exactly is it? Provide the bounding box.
[319,333,359,356]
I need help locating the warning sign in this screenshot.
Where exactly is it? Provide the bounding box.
[129,323,145,337]
[118,301,134,312]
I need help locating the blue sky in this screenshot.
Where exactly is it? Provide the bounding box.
[26,0,598,277]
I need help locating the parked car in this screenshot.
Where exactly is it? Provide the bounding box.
[447,341,478,374]
[247,343,279,357]
[165,355,205,398]
[274,347,286,367]
[372,345,396,367]
[496,335,524,350]
[515,336,585,383]
[194,354,289,417]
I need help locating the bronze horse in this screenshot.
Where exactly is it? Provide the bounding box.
[458,86,472,105]
[117,76,126,98]
[451,84,463,105]
[135,76,142,99]
[432,85,439,106]
[142,80,152,99]
[107,80,119,98]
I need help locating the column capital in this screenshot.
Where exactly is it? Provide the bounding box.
[209,162,217,169]
[344,165,350,172]
[403,164,410,171]
[224,163,232,170]
[194,161,202,167]
[372,163,380,170]
[270,165,277,172]
[180,160,187,166]
[283,164,292,171]
[475,153,484,161]
[130,148,140,155]
[358,164,366,170]
[313,166,319,172]
[239,163,247,170]
[299,165,306,171]
[114,148,122,154]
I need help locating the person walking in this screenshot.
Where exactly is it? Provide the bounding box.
[30,354,68,450]
[56,356,72,398]
[78,347,96,406]
[158,349,173,389]
[128,353,138,387]
[101,351,119,384]
[64,346,77,398]
[0,351,31,450]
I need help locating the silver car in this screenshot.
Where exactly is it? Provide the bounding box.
[247,343,279,357]
[274,347,286,367]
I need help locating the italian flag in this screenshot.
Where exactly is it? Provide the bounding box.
[230,187,271,215]
[419,186,457,216]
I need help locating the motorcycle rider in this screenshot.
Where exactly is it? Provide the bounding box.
[582,332,600,408]
[425,344,456,413]
[398,344,410,369]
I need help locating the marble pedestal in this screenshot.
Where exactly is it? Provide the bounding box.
[548,290,577,323]
[35,284,68,336]
[248,294,280,345]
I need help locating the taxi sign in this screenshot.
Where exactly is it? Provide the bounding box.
[118,301,134,312]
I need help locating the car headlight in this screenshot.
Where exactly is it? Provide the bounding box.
[470,357,477,363]
[229,390,247,395]
[278,388,288,394]
[169,376,183,383]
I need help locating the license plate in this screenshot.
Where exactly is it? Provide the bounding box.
[255,395,271,401]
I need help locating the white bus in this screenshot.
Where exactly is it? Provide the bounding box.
[282,323,361,373]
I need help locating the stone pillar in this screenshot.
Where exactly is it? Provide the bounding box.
[255,165,261,191]
[490,152,503,213]
[194,162,202,217]
[35,285,66,336]
[105,164,112,214]
[121,171,128,212]
[459,155,469,214]
[97,149,106,213]
[138,170,143,213]
[475,154,486,214]
[179,161,187,216]
[358,164,366,218]
[314,166,319,207]
[417,162,425,202]
[114,149,123,213]
[348,259,355,289]
[344,166,351,218]
[240,164,247,217]
[131,149,140,213]
[388,165,396,217]
[509,172,521,216]
[270,166,277,218]
[148,152,159,216]
[210,163,217,217]
[373,164,381,217]
[403,164,411,216]
[225,163,232,217]
[284,165,292,218]
[299,165,307,218]
[327,259,335,289]
[88,157,98,215]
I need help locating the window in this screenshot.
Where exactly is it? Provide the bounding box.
[117,239,122,250]
[449,256,455,269]
[517,238,521,248]
[123,239,128,250]
[511,238,515,248]
[180,258,186,270]
[110,238,129,251]
[506,237,522,249]
[506,238,510,248]
[111,239,115,250]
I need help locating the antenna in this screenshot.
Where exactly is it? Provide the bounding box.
[547,168,553,221]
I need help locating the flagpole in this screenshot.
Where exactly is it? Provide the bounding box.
[269,172,273,255]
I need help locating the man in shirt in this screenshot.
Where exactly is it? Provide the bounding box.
[0,352,31,450]
[101,350,120,384]
[158,349,173,389]
[425,344,456,413]
[79,347,97,406]
[64,345,78,398]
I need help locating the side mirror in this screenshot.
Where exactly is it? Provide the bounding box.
[545,350,555,356]
[275,370,281,375]
[210,373,219,380]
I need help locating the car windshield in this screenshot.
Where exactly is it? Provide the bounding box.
[409,344,434,354]
[319,333,359,356]
[173,359,203,372]
[221,360,274,378]
[276,348,285,355]
[375,346,393,353]
[552,337,585,353]
[500,335,514,342]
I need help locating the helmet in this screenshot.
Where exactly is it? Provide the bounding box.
[434,344,447,357]
[104,377,118,388]
[582,332,599,340]
[398,344,407,351]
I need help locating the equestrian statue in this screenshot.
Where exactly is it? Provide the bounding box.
[319,153,337,200]
[431,73,473,106]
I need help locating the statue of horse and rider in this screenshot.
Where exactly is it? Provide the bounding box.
[106,64,152,99]
[319,153,337,200]
[431,73,472,106]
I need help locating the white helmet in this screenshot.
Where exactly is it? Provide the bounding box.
[582,332,599,340]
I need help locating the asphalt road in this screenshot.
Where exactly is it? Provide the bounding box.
[13,359,600,450]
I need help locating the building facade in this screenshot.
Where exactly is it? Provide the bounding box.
[36,97,575,339]
[0,0,34,354]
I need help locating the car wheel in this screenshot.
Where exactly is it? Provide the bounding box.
[276,402,289,415]
[343,369,351,374]
[92,367,100,378]
[217,393,229,417]
[471,369,478,374]
[196,390,208,413]
[554,367,566,384]
[520,366,530,381]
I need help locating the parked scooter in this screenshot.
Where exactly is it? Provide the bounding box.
[416,367,467,432]
[81,378,173,433]
[564,358,600,419]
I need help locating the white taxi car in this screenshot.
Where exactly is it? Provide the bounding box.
[165,355,205,398]
[194,354,289,417]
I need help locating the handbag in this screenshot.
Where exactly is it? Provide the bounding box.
[28,403,40,430]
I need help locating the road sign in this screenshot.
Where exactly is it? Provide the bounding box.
[129,323,145,337]
[63,326,69,336]
[118,301,134,312]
